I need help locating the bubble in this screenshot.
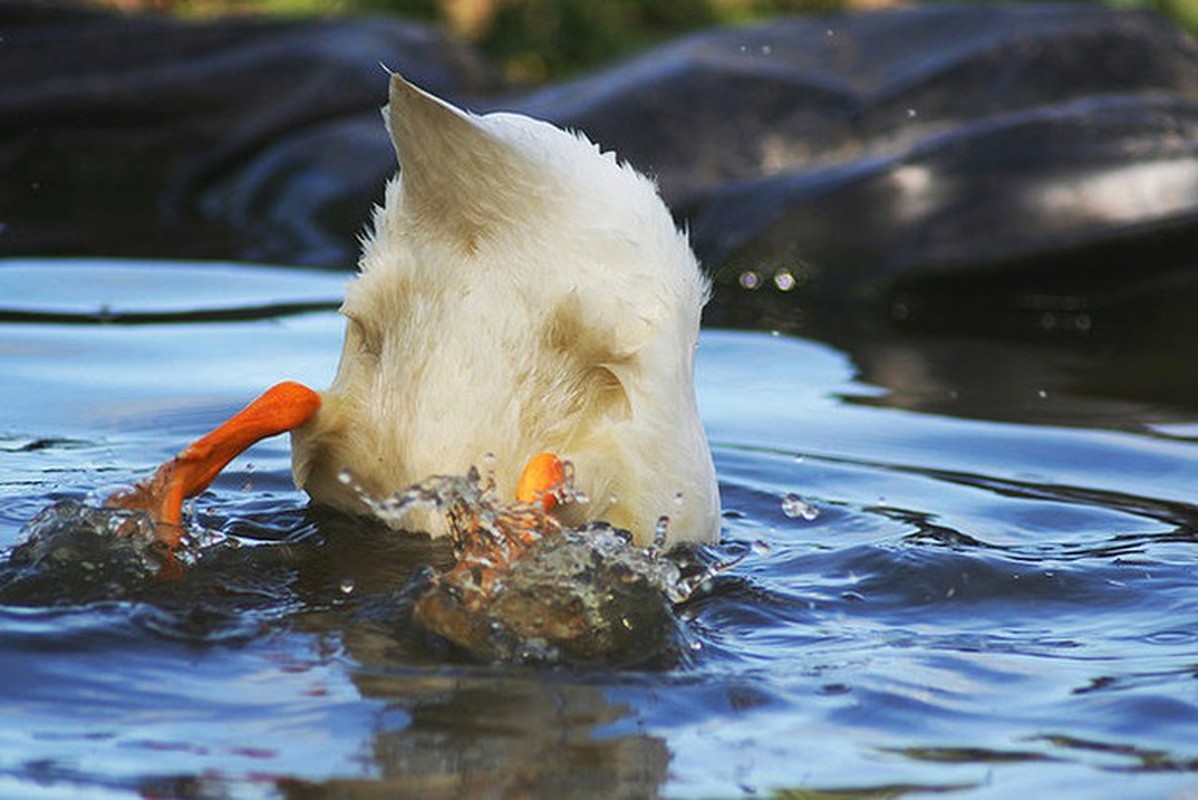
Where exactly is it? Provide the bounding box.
[337,468,354,486]
[738,270,761,290]
[782,493,819,521]
[773,270,796,292]
[339,577,355,595]
[906,107,918,119]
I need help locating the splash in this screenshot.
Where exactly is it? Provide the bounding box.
[341,462,703,665]
[782,492,820,521]
[4,464,721,664]
[0,500,170,604]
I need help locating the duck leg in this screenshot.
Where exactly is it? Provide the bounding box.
[516,451,565,511]
[107,381,321,548]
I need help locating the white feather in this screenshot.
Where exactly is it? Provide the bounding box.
[290,74,719,546]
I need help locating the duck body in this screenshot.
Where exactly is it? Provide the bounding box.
[290,75,719,546]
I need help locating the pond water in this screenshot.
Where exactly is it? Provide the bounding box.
[1,259,1196,798]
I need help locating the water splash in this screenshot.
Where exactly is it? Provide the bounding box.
[3,465,719,664]
[342,463,703,664]
[0,500,171,604]
[782,492,820,521]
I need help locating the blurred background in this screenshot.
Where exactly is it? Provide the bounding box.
[77,0,1198,82]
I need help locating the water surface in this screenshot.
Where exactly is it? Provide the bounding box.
[1,259,1195,798]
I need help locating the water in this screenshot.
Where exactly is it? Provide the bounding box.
[1,259,1196,798]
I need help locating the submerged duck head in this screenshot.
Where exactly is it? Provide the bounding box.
[291,74,719,546]
[108,74,719,550]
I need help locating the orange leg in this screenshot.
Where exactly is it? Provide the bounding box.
[107,381,321,548]
[516,451,565,511]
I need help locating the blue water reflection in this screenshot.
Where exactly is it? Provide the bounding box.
[0,260,1195,797]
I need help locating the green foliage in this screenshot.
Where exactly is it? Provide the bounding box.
[1108,0,1198,31]
[473,0,721,81]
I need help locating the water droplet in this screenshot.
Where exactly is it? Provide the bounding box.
[337,468,354,486]
[782,493,819,521]
[653,515,671,550]
[339,577,355,595]
[1037,389,1049,399]
[760,44,772,56]
[906,107,918,119]
[738,270,761,290]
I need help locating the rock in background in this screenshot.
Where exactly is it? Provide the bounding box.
[3,2,1198,336]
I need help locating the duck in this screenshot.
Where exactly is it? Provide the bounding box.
[109,73,720,550]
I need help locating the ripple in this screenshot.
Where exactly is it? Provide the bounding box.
[1,263,1197,797]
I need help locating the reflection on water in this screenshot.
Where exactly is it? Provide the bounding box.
[326,671,672,798]
[1,260,1196,797]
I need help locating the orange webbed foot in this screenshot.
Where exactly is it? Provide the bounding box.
[516,451,565,511]
[106,381,321,548]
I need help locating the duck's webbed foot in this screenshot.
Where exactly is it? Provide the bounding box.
[106,381,321,548]
[516,451,565,511]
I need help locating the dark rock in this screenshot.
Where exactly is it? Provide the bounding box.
[0,3,501,265]
[517,6,1198,206]
[3,2,1197,334]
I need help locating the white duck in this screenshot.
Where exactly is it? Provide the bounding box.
[110,74,720,549]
